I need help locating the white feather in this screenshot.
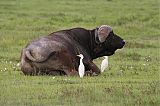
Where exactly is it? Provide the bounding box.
[77,54,85,78]
[100,56,108,72]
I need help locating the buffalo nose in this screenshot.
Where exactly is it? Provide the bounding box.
[122,40,125,45]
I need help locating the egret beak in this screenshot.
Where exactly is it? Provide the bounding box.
[77,54,83,58]
[77,54,82,57]
[77,55,80,57]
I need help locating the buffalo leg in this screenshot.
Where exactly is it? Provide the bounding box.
[63,68,78,76]
[86,60,101,76]
[46,70,66,76]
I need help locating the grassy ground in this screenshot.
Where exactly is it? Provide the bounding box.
[0,0,159,105]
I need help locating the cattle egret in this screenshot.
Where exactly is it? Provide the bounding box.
[77,54,85,78]
[100,56,108,72]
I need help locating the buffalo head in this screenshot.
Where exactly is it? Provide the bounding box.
[93,25,125,57]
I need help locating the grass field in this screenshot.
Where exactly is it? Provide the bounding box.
[0,0,159,105]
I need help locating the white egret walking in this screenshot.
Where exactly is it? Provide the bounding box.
[77,54,85,78]
[100,56,108,72]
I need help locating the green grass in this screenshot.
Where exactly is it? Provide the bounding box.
[0,0,159,105]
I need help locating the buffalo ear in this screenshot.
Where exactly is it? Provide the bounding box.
[97,25,112,43]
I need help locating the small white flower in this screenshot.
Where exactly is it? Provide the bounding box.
[143,64,146,66]
[52,77,55,79]
[16,63,20,67]
[4,68,7,70]
[64,78,69,81]
[1,70,3,72]
[9,61,12,64]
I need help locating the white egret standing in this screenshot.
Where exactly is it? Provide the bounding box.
[77,54,85,78]
[100,56,108,72]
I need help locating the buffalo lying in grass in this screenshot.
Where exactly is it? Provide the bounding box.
[20,25,125,76]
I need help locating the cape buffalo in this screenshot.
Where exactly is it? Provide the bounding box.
[20,25,125,76]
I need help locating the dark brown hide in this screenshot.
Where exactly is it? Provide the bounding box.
[20,26,125,76]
